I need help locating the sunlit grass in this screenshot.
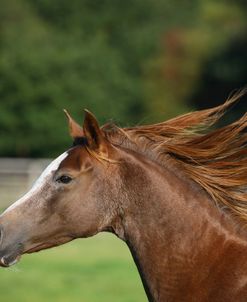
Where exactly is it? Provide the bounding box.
[0,233,147,302]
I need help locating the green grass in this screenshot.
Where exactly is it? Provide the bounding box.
[0,233,147,302]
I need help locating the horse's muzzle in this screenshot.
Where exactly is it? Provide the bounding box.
[0,246,22,268]
[0,224,23,268]
[0,255,21,267]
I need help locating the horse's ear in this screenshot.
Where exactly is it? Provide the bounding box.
[83,109,107,154]
[63,109,84,139]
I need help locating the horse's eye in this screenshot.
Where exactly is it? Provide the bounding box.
[56,175,72,184]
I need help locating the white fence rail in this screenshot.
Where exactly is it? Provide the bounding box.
[0,158,51,209]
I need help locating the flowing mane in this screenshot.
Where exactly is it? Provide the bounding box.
[103,91,247,222]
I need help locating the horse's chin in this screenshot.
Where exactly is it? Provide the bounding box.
[0,254,21,267]
[24,236,74,254]
[25,242,55,253]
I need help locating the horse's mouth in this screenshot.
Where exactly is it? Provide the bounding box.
[0,237,73,268]
[0,254,21,267]
[0,243,51,267]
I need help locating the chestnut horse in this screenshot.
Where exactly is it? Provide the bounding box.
[0,95,247,302]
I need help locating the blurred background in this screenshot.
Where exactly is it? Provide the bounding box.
[0,0,246,301]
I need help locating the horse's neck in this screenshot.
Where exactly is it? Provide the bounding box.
[115,151,247,302]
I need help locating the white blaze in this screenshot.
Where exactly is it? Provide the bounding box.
[3,152,68,214]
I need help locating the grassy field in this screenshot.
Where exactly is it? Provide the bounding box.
[0,233,147,302]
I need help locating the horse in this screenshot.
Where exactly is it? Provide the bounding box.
[0,94,247,302]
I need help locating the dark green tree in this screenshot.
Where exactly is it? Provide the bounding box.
[0,0,246,157]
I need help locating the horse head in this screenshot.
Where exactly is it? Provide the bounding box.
[0,111,121,267]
